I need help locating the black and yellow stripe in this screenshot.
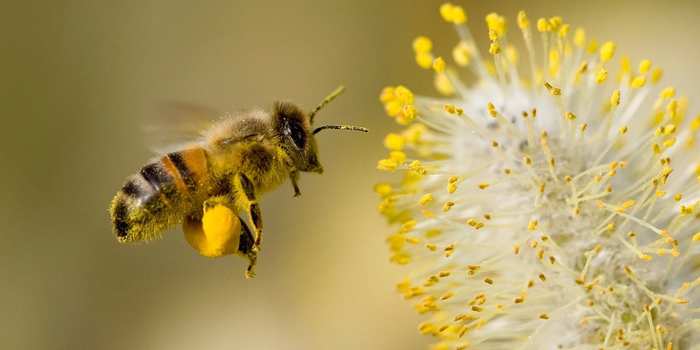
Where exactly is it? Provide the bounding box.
[110,147,210,242]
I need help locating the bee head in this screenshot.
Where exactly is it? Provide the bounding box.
[273,86,368,174]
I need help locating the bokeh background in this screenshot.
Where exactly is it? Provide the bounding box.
[2,0,700,349]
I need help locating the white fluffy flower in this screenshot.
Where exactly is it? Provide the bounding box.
[376,4,700,349]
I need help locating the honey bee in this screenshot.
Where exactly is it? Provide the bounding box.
[109,86,367,278]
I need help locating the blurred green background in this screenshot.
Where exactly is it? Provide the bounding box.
[2,0,700,349]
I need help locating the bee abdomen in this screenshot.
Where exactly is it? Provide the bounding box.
[110,147,210,242]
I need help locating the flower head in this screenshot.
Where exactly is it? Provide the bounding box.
[377,4,700,349]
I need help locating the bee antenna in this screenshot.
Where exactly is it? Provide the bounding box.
[309,86,346,125]
[313,124,369,135]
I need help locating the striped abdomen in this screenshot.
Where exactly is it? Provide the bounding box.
[110,147,210,242]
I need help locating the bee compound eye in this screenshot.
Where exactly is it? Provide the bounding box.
[288,120,306,149]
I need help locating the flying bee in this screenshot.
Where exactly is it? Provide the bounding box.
[109,86,367,278]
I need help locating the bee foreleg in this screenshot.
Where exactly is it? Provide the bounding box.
[289,169,301,197]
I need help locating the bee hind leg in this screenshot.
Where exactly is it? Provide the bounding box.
[238,218,258,279]
[232,173,263,268]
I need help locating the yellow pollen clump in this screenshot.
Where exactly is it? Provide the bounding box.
[384,133,405,151]
[536,18,550,32]
[692,232,700,241]
[599,41,616,62]
[440,3,467,24]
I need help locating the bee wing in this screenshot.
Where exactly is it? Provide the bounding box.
[144,101,220,154]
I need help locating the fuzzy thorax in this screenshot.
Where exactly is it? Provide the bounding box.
[377,3,700,349]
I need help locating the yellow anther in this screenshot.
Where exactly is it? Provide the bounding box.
[652,68,663,83]
[574,27,586,48]
[412,36,433,53]
[538,273,547,282]
[377,158,398,171]
[673,193,682,201]
[373,183,392,196]
[434,73,455,96]
[389,150,406,163]
[544,82,561,95]
[419,193,433,206]
[380,86,395,103]
[487,102,497,117]
[384,100,401,117]
[399,104,417,124]
[488,41,501,55]
[610,89,621,106]
[536,18,550,32]
[452,42,471,66]
[565,112,576,121]
[523,155,533,166]
[478,183,490,190]
[409,160,426,175]
[558,23,569,38]
[517,10,529,30]
[539,313,550,320]
[692,232,700,241]
[400,220,417,233]
[383,133,405,151]
[639,253,653,261]
[630,75,646,88]
[549,49,560,75]
[506,45,519,65]
[659,87,675,100]
[447,182,458,194]
[639,59,652,74]
[599,41,616,62]
[617,200,635,212]
[548,16,562,29]
[485,13,506,38]
[394,85,414,104]
[575,62,588,77]
[415,52,434,69]
[528,220,539,231]
[432,56,446,73]
[440,3,467,24]
[442,201,454,212]
[595,68,608,84]
[483,277,494,285]
[663,124,677,135]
